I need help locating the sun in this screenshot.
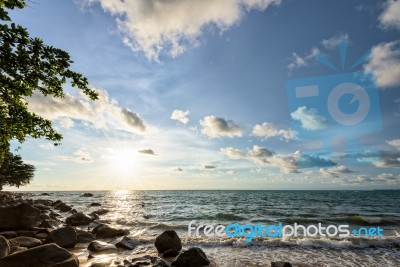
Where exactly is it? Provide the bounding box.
[109,150,139,176]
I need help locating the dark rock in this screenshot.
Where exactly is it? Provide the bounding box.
[77,229,95,243]
[48,226,77,248]
[92,224,129,238]
[35,233,48,240]
[52,200,63,207]
[0,231,17,239]
[155,230,182,253]
[41,193,50,196]
[171,247,209,267]
[0,243,79,267]
[0,236,10,258]
[32,204,51,211]
[115,236,136,250]
[0,203,41,230]
[66,212,93,226]
[54,202,72,212]
[91,208,109,216]
[87,240,117,253]
[34,199,53,206]
[40,219,61,229]
[82,193,94,197]
[9,236,42,248]
[130,256,168,267]
[16,230,37,237]
[271,262,293,267]
[90,203,101,207]
[162,248,180,258]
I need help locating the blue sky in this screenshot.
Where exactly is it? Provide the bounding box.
[6,0,400,190]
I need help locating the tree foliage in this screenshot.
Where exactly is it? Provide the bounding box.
[0,147,35,190]
[0,0,98,167]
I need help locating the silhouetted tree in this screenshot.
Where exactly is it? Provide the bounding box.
[0,148,35,190]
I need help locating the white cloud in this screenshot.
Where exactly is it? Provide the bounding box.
[200,115,243,138]
[170,109,190,124]
[252,122,296,141]
[387,139,400,150]
[321,33,349,49]
[290,106,328,130]
[287,48,319,73]
[320,165,352,177]
[57,117,74,129]
[376,173,400,184]
[28,88,147,134]
[379,0,400,30]
[82,0,282,61]
[364,41,400,88]
[220,147,246,159]
[58,148,93,163]
[39,143,55,150]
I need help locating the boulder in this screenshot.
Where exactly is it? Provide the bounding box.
[0,243,79,267]
[40,219,61,229]
[48,226,77,248]
[0,236,10,258]
[0,231,17,239]
[115,236,136,250]
[92,224,129,238]
[54,202,72,212]
[9,236,42,248]
[0,203,41,230]
[35,233,48,240]
[171,247,210,267]
[76,230,95,243]
[87,240,117,253]
[82,193,94,197]
[90,203,101,207]
[131,256,168,267]
[91,208,109,216]
[66,212,93,226]
[16,230,37,237]
[155,230,182,253]
[271,262,293,267]
[162,248,180,258]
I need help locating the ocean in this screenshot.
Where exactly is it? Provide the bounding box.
[27,190,400,267]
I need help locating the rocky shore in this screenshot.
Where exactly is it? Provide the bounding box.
[0,192,294,267]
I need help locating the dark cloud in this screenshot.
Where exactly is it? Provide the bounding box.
[138,149,157,156]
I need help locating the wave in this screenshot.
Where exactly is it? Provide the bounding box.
[330,215,398,226]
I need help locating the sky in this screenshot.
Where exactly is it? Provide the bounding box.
[5,0,400,190]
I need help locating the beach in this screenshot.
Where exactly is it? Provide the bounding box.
[0,190,399,266]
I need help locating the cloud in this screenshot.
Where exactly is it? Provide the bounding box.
[138,148,157,156]
[39,143,55,150]
[376,173,400,184]
[287,48,319,73]
[83,0,282,61]
[379,0,400,30]
[364,41,400,88]
[348,150,400,168]
[200,115,243,138]
[58,148,93,163]
[28,88,147,134]
[252,122,296,141]
[58,117,74,129]
[173,167,184,171]
[291,106,328,130]
[387,139,400,150]
[171,109,190,124]
[221,146,335,173]
[203,165,218,170]
[320,165,353,177]
[321,33,349,49]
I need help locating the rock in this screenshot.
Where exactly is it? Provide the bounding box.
[41,193,50,196]
[16,230,37,237]
[115,236,136,250]
[34,199,53,206]
[66,212,93,226]
[90,203,101,207]
[48,226,77,248]
[131,256,168,267]
[35,233,48,240]
[0,231,17,239]
[52,200,63,207]
[76,230,95,243]
[87,240,117,253]
[91,208,109,216]
[40,219,61,229]
[0,203,41,230]
[0,243,79,267]
[82,193,94,197]
[54,202,72,212]
[9,236,42,248]
[155,230,182,253]
[0,236,10,258]
[162,248,180,258]
[32,204,51,211]
[92,224,129,239]
[171,247,209,267]
[271,262,293,267]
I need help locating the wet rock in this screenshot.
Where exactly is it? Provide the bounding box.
[34,199,53,206]
[154,230,182,253]
[162,248,180,258]
[32,204,51,211]
[48,226,77,248]
[16,230,37,237]
[0,231,17,239]
[54,202,72,212]
[91,208,109,216]
[92,224,129,239]
[87,240,117,253]
[82,193,94,197]
[171,247,210,267]
[40,219,61,229]
[40,193,50,196]
[77,229,95,243]
[271,262,293,267]
[9,236,42,248]
[115,236,136,250]
[0,203,41,230]
[0,236,10,258]
[0,243,79,267]
[90,202,101,207]
[66,212,93,226]
[35,233,48,240]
